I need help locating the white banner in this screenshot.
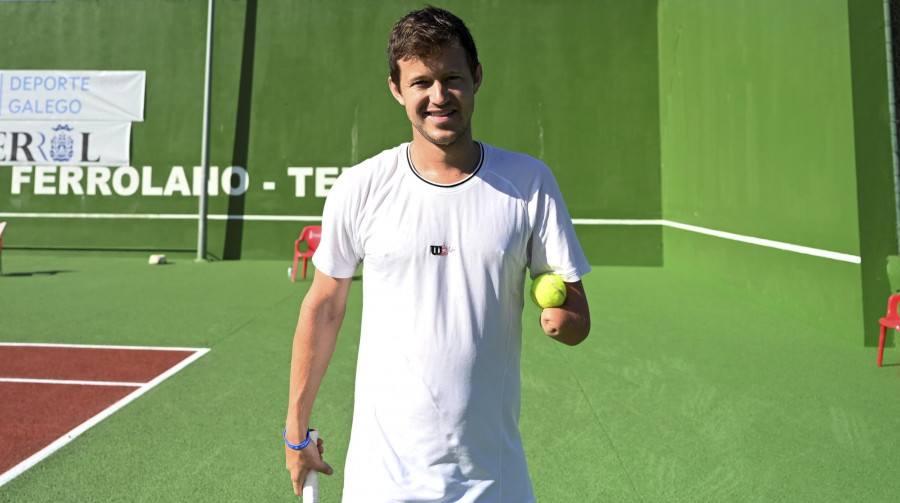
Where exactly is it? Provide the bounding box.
[0,70,145,121]
[0,121,131,167]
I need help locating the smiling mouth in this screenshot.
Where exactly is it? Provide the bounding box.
[426,110,455,118]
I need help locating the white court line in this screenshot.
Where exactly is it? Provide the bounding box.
[0,212,322,222]
[0,378,144,387]
[660,220,861,264]
[0,344,210,488]
[571,218,861,264]
[0,342,208,352]
[572,218,665,226]
[0,213,861,263]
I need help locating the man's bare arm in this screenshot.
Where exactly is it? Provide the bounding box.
[285,269,352,495]
[539,280,590,346]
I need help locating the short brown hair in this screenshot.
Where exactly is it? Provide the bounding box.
[388,6,479,85]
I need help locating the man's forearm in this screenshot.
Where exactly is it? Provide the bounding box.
[539,280,591,346]
[542,307,590,345]
[285,275,349,438]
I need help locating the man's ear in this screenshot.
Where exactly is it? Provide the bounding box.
[473,64,483,94]
[388,76,405,105]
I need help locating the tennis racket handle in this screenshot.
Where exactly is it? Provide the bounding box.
[302,430,319,502]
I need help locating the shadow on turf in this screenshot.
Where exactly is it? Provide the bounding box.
[2,270,77,277]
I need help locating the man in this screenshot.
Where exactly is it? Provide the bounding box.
[285,6,591,502]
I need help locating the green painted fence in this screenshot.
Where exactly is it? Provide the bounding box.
[0,0,661,263]
[1,0,896,344]
[658,0,896,344]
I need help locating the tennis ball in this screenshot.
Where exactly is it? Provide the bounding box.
[530,273,567,308]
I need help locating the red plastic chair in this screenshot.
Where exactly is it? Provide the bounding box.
[878,294,900,369]
[0,221,5,276]
[292,225,321,282]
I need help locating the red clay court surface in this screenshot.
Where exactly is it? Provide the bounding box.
[0,343,209,487]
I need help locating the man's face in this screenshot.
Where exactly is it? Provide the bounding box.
[389,44,482,148]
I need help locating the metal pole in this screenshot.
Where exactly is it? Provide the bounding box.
[197,0,214,261]
[885,0,900,250]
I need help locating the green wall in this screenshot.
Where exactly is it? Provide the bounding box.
[848,0,900,345]
[0,0,661,264]
[0,0,209,251]
[3,0,897,345]
[658,0,896,344]
[659,0,859,251]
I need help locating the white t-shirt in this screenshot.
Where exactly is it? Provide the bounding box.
[313,142,591,503]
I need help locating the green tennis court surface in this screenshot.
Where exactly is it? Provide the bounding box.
[0,250,898,501]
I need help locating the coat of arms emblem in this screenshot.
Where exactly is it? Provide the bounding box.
[50,124,74,162]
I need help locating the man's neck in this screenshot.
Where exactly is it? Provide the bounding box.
[408,136,480,185]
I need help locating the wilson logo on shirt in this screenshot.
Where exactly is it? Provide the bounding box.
[429,245,454,256]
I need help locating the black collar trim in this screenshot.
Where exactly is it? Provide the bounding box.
[406,142,484,188]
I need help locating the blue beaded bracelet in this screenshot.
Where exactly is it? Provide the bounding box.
[284,428,313,450]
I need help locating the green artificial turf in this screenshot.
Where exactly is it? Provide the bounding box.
[1,250,898,501]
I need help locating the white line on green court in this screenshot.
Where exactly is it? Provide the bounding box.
[0,212,321,221]
[0,213,861,263]
[571,218,861,264]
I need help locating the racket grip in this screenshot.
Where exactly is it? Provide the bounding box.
[301,430,319,502]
